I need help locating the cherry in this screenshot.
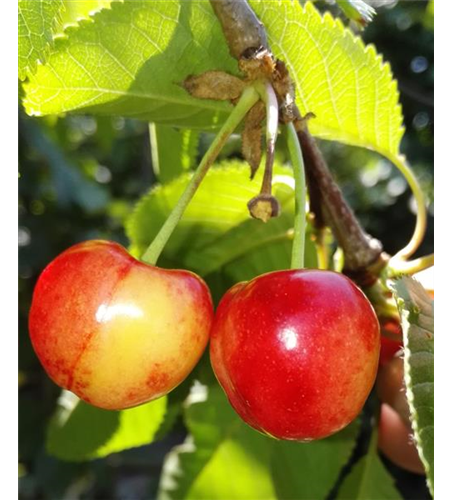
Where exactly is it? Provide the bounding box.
[210,269,380,441]
[378,404,425,475]
[376,356,424,474]
[377,356,410,425]
[29,240,213,410]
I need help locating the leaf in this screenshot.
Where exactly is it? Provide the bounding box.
[160,383,359,500]
[337,447,402,500]
[18,0,64,80]
[47,391,167,461]
[126,161,316,279]
[249,1,404,156]
[271,419,360,500]
[149,124,200,184]
[391,276,434,495]
[154,373,198,441]
[158,384,276,500]
[23,1,403,158]
[60,0,114,27]
[23,0,237,128]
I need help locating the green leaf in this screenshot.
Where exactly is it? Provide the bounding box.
[158,384,276,500]
[60,0,114,27]
[271,419,360,500]
[47,391,167,461]
[23,1,403,158]
[159,383,359,500]
[337,447,402,500]
[149,124,200,183]
[18,0,64,80]
[250,1,403,156]
[23,0,236,128]
[391,276,434,495]
[126,160,316,278]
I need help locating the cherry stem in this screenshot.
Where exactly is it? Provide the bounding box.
[388,253,434,277]
[287,122,307,270]
[389,154,427,261]
[256,80,279,196]
[141,85,260,265]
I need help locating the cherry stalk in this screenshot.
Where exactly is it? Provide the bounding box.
[142,86,259,265]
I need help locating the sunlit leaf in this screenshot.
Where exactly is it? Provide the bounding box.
[23,1,403,158]
[47,391,167,461]
[18,0,64,80]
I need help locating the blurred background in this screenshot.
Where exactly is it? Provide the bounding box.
[19,1,433,499]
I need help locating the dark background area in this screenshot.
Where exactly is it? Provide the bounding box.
[19,1,433,499]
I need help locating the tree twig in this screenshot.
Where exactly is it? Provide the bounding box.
[209,0,269,60]
[210,0,388,283]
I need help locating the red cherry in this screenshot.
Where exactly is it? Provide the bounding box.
[29,240,213,410]
[376,356,411,426]
[210,269,380,441]
[376,356,424,475]
[378,403,425,475]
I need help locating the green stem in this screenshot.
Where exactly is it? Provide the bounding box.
[141,86,260,265]
[388,253,434,277]
[287,122,306,269]
[390,154,427,261]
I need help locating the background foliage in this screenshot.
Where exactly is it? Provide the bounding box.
[19,1,433,499]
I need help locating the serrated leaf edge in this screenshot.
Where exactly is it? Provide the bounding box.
[18,0,65,80]
[391,277,434,495]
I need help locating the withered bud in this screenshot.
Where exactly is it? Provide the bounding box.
[271,60,297,123]
[241,101,265,178]
[239,47,275,80]
[247,194,280,223]
[183,71,245,101]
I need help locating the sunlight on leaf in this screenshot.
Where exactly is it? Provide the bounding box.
[250,1,404,156]
[18,0,64,80]
[126,160,316,280]
[23,1,403,158]
[47,390,167,461]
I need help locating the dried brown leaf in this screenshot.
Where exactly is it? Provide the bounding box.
[241,101,265,178]
[272,60,296,123]
[183,71,245,101]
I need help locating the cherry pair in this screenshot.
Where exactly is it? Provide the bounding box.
[29,240,380,441]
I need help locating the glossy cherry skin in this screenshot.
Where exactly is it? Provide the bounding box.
[210,269,380,441]
[29,240,213,410]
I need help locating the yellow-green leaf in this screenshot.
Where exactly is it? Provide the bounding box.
[22,1,404,158]
[47,391,167,461]
[250,0,404,156]
[18,0,64,80]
